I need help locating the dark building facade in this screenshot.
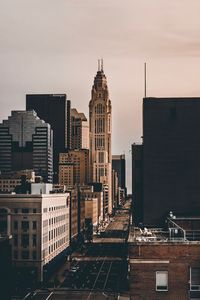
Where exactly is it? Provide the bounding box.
[132,144,143,226]
[143,97,200,226]
[0,110,53,183]
[26,94,71,182]
[112,154,126,192]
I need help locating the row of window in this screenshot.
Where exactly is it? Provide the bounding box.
[48,224,67,241]
[0,180,20,183]
[48,205,66,212]
[14,250,37,260]
[13,208,37,214]
[48,214,66,226]
[14,234,37,247]
[155,268,200,291]
[48,237,66,254]
[14,220,37,231]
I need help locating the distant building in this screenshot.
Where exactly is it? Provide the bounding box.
[71,108,89,149]
[0,170,35,193]
[85,197,98,228]
[26,94,71,183]
[81,185,103,224]
[0,110,53,183]
[59,149,89,187]
[134,97,200,226]
[89,62,112,214]
[112,169,119,208]
[59,163,74,188]
[128,217,200,299]
[0,192,70,283]
[112,154,126,198]
[68,186,85,243]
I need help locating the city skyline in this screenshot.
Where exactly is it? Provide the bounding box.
[1,0,200,192]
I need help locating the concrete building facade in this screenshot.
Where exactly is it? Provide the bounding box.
[0,193,70,282]
[89,62,112,214]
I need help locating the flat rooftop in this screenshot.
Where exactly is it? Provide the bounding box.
[129,217,200,244]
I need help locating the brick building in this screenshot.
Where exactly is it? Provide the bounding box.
[128,217,200,300]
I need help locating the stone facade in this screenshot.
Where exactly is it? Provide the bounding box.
[89,62,112,214]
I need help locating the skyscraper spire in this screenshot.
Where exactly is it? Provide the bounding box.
[98,59,101,71]
[101,58,104,71]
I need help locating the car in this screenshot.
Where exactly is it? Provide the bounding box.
[70,266,79,273]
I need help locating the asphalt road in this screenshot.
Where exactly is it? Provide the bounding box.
[21,207,130,300]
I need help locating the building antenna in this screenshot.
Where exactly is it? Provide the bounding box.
[101,58,104,71]
[98,59,101,71]
[144,62,147,98]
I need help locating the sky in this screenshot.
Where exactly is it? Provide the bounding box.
[1,0,200,192]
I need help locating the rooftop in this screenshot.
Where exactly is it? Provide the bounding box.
[129,217,200,244]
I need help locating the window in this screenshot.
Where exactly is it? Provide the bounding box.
[32,221,37,230]
[22,208,29,214]
[156,271,168,291]
[21,221,29,231]
[21,234,29,248]
[32,251,37,260]
[21,250,29,260]
[14,234,18,247]
[14,221,18,230]
[190,267,200,291]
[32,234,37,247]
[14,250,18,259]
[14,208,18,214]
[33,209,37,213]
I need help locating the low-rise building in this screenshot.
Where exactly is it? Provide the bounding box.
[0,170,35,193]
[128,217,200,300]
[0,192,70,283]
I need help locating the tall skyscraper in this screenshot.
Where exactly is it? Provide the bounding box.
[89,61,112,214]
[141,97,200,226]
[71,108,89,150]
[0,110,53,182]
[26,94,71,183]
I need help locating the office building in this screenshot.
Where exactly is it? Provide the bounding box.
[0,192,70,283]
[89,61,112,214]
[112,169,119,208]
[71,108,89,149]
[112,154,126,198]
[85,197,98,228]
[69,186,85,244]
[0,110,53,183]
[142,97,200,226]
[59,149,89,187]
[26,94,71,182]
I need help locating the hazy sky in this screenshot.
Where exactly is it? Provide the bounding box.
[1,0,200,192]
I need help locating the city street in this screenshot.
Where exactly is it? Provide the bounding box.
[22,207,130,300]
